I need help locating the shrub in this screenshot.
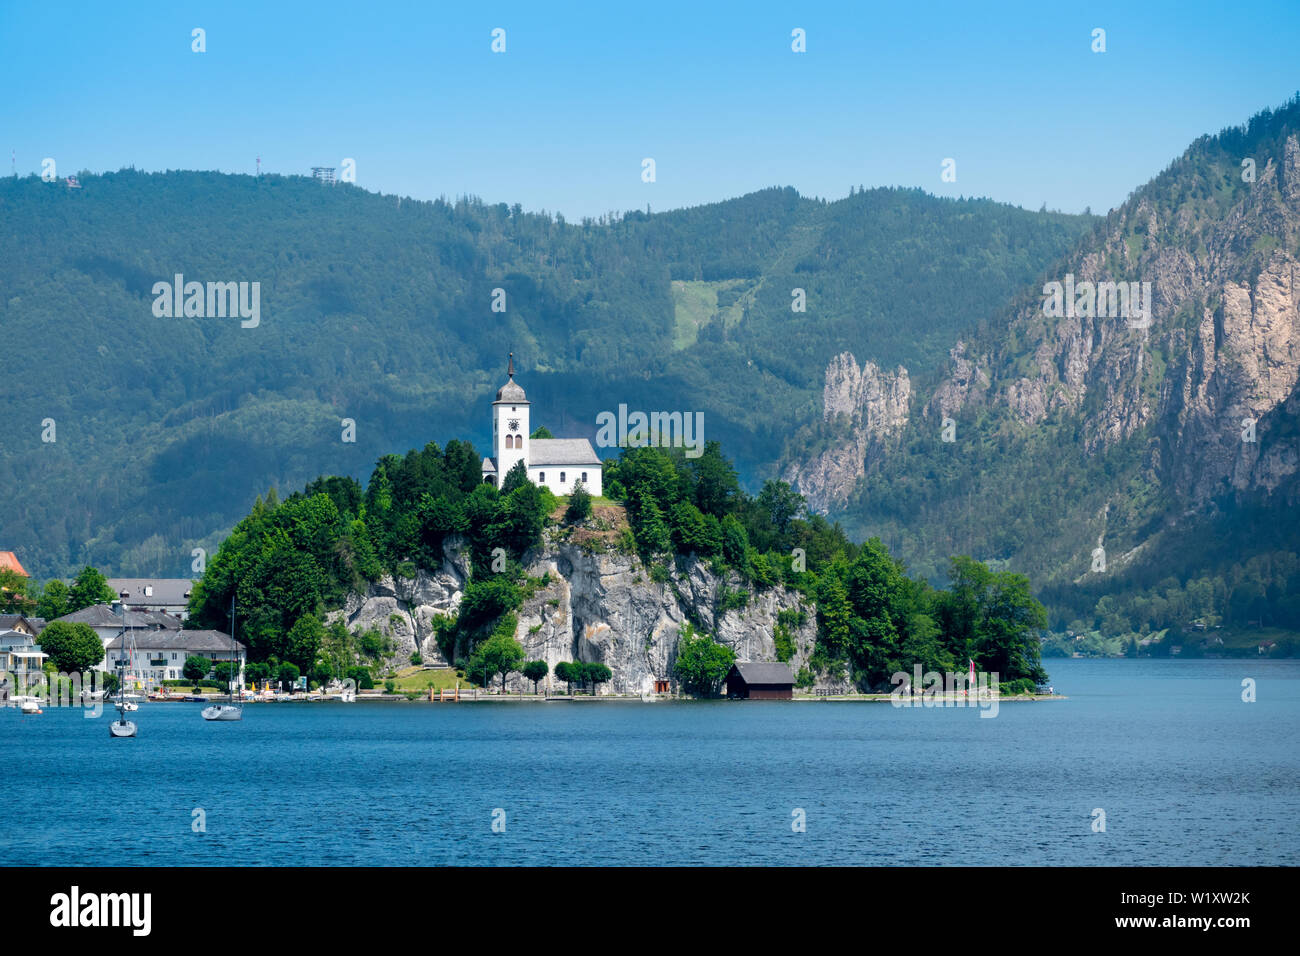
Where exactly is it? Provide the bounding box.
[566,481,593,523]
[774,623,796,663]
[716,587,749,614]
[345,666,374,690]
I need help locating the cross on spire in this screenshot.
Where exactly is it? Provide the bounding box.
[508,351,514,378]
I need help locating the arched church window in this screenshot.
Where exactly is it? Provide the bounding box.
[560,472,566,483]
[539,472,545,482]
[581,472,588,483]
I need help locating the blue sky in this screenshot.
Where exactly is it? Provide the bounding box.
[2,0,1297,218]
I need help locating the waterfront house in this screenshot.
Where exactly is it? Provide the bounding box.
[55,603,183,669]
[106,578,197,620]
[0,629,49,694]
[725,662,795,700]
[0,614,42,637]
[104,629,245,683]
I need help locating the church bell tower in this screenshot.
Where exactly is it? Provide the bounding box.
[492,352,530,481]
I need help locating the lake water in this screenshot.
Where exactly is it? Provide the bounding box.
[2,659,1296,866]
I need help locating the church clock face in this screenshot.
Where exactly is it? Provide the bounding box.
[508,419,519,432]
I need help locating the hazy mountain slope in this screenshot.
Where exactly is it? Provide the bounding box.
[801,96,1300,639]
[0,174,1089,580]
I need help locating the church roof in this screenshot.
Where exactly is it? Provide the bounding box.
[495,379,527,403]
[494,352,529,404]
[529,439,601,466]
[481,457,497,474]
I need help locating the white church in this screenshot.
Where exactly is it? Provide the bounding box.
[481,355,603,497]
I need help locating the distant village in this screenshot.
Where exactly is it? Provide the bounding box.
[0,550,245,695]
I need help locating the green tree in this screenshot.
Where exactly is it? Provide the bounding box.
[585,661,612,694]
[631,492,671,555]
[212,661,240,685]
[529,425,555,439]
[500,460,531,495]
[34,620,103,673]
[935,556,1048,684]
[689,441,740,517]
[35,578,71,619]
[67,566,115,612]
[757,480,805,537]
[672,623,736,696]
[814,572,853,662]
[669,501,721,556]
[523,659,549,693]
[554,661,576,694]
[457,577,521,632]
[0,568,35,614]
[284,613,325,671]
[277,661,302,691]
[566,481,593,523]
[183,655,210,682]
[246,661,271,685]
[720,513,749,569]
[468,631,525,692]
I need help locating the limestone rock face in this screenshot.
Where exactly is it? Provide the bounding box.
[784,352,910,512]
[921,132,1300,508]
[509,540,820,695]
[326,535,468,668]
[925,341,989,421]
[1169,255,1300,501]
[328,525,828,695]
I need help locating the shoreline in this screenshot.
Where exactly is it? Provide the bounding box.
[131,692,1068,704]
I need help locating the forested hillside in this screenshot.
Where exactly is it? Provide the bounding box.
[0,172,1090,579]
[827,97,1300,655]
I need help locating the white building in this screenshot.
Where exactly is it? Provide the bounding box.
[106,578,196,620]
[480,355,602,497]
[54,603,184,671]
[104,629,245,684]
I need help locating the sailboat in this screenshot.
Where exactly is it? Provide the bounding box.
[110,652,137,738]
[202,596,243,722]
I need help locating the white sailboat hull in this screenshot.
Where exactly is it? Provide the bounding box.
[201,704,243,721]
[110,719,137,737]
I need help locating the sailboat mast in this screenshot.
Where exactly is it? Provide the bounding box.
[230,595,240,703]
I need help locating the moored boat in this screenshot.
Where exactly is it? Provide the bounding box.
[201,595,243,722]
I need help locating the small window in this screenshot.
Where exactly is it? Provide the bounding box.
[560,472,566,483]
[539,472,545,482]
[581,472,588,483]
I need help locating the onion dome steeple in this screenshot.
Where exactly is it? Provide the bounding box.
[495,351,528,403]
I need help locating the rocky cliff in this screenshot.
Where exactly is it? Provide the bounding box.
[925,132,1300,510]
[328,514,828,695]
[774,102,1300,612]
[783,352,910,511]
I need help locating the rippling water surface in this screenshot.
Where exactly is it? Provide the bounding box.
[2,658,1296,865]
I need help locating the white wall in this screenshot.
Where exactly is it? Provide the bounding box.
[529,465,602,498]
[493,401,530,479]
